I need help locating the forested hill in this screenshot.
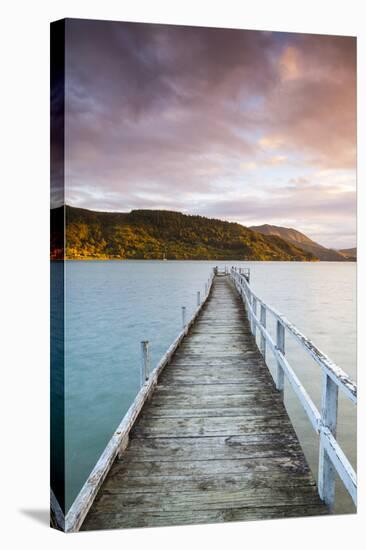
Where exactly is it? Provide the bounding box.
[51,205,317,261]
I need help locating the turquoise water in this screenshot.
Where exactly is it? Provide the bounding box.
[60,261,356,514]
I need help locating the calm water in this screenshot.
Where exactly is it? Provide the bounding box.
[59,261,356,514]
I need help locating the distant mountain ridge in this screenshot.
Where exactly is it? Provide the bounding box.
[338,248,357,260]
[249,224,354,262]
[51,206,354,262]
[51,206,317,261]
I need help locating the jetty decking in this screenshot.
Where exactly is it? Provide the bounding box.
[81,275,327,530]
[57,267,356,532]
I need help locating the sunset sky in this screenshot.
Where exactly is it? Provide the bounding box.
[64,19,356,248]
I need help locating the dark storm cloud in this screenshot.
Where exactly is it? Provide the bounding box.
[66,20,277,116]
[65,20,278,196]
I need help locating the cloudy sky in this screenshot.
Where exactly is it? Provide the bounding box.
[64,19,356,248]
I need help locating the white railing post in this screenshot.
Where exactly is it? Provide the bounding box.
[252,297,257,338]
[318,372,339,510]
[182,306,186,329]
[140,340,150,386]
[276,321,285,393]
[260,304,266,359]
[243,268,250,283]
[247,294,252,329]
[197,291,201,306]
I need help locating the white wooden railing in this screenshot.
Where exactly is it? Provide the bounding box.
[230,267,357,510]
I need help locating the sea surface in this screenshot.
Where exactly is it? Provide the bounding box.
[53,261,356,514]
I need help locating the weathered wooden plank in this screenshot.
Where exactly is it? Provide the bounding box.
[141,404,290,418]
[184,333,253,340]
[164,361,268,370]
[81,274,327,531]
[157,377,274,387]
[155,380,273,398]
[149,394,282,408]
[89,486,323,514]
[133,414,293,438]
[172,359,261,368]
[175,343,259,352]
[170,360,265,368]
[110,455,313,478]
[169,375,268,383]
[191,325,250,330]
[174,353,260,361]
[82,504,328,530]
[100,474,317,498]
[154,384,277,397]
[160,375,272,386]
[122,435,302,462]
[103,469,315,490]
[191,327,251,333]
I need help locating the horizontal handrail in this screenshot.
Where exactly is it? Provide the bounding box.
[230,266,357,510]
[61,269,216,532]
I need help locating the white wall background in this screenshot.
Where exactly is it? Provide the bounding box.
[1,1,365,548]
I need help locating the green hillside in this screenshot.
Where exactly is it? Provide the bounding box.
[53,206,317,261]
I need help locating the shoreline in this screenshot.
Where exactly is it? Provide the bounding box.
[50,257,356,263]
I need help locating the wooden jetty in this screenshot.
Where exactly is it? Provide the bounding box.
[56,267,357,532]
